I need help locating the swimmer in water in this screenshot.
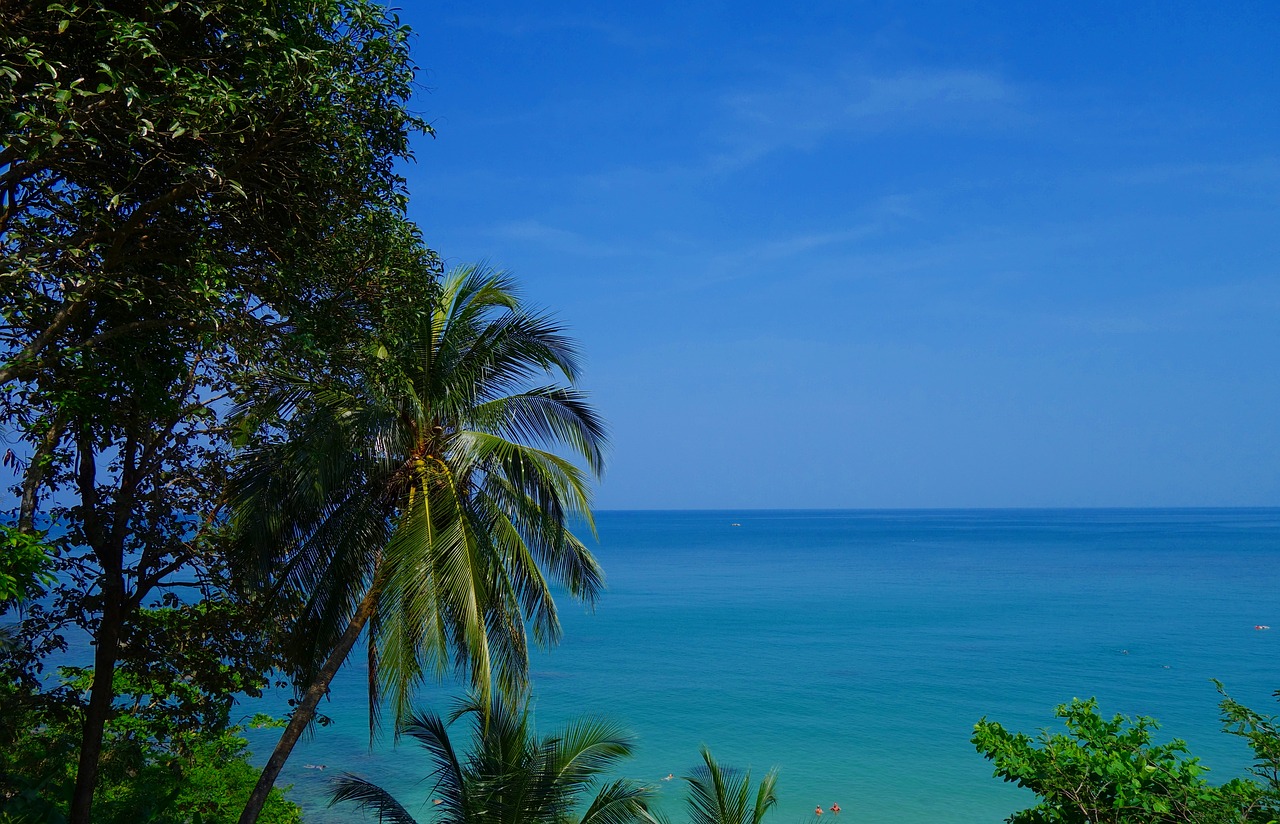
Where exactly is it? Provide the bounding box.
[663,774,674,781]
[831,804,841,814]
[815,806,823,817]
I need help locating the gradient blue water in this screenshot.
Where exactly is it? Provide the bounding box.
[243,509,1280,823]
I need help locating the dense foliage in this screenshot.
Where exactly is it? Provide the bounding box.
[1218,683,1280,819]
[0,525,54,604]
[973,695,1280,824]
[0,679,301,824]
[1,1,438,821]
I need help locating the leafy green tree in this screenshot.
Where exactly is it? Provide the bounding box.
[231,264,609,821]
[1218,682,1280,820]
[973,698,1264,823]
[2,594,299,822]
[664,747,779,824]
[1,2,437,821]
[0,692,302,824]
[0,526,54,605]
[1,0,431,388]
[329,693,654,824]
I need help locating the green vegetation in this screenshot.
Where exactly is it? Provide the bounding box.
[5,2,1280,824]
[663,747,779,824]
[1,0,436,821]
[1218,683,1280,815]
[231,263,609,820]
[0,676,301,824]
[329,693,654,824]
[974,693,1280,823]
[0,526,55,605]
[325,697,787,824]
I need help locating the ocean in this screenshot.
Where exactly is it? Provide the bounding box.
[242,508,1280,823]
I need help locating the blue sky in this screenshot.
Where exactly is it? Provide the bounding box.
[398,1,1279,509]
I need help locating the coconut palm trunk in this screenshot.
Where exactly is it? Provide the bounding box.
[237,585,377,824]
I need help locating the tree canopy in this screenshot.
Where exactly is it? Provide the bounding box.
[1,0,433,389]
[973,697,1271,824]
[1,2,439,822]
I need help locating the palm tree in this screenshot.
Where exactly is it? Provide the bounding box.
[329,694,656,824]
[232,264,609,823]
[673,747,778,824]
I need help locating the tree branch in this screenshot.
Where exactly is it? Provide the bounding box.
[18,411,66,532]
[0,295,91,386]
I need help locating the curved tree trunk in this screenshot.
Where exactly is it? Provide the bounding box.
[66,581,124,824]
[237,587,378,824]
[67,426,123,824]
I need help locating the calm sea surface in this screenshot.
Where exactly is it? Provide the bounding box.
[242,509,1280,824]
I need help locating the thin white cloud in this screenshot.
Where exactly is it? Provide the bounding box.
[1049,277,1280,336]
[1110,157,1280,201]
[488,219,625,257]
[710,68,1017,170]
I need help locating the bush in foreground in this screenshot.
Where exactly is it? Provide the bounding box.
[974,692,1280,824]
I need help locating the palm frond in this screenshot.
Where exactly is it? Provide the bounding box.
[577,779,659,824]
[403,709,471,823]
[478,476,603,607]
[750,768,779,824]
[376,478,461,729]
[455,431,595,521]
[552,718,636,790]
[328,773,420,824]
[472,497,561,647]
[684,747,756,824]
[471,387,608,476]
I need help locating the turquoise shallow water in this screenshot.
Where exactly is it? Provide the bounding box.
[242,509,1280,823]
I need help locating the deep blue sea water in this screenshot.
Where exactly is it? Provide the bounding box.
[242,509,1280,824]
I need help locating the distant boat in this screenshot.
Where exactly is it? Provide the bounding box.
[731,523,741,527]
[1256,625,1271,630]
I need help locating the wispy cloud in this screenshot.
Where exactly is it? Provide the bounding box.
[554,64,1021,190]
[487,219,625,257]
[694,193,924,278]
[710,68,1017,170]
[1048,277,1280,336]
[1110,157,1280,201]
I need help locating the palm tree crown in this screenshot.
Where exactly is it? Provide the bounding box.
[329,694,656,824]
[234,262,609,725]
[677,747,778,824]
